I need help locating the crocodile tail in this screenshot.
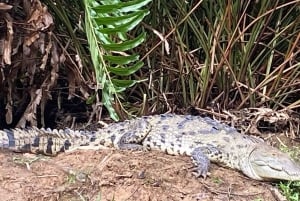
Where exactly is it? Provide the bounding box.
[0,127,96,156]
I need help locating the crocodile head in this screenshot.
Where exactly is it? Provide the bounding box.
[241,144,300,181]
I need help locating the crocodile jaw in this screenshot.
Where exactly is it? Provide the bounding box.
[244,145,300,181]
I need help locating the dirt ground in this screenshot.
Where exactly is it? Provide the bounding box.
[0,148,286,201]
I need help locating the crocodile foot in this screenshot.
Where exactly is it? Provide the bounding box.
[191,147,211,178]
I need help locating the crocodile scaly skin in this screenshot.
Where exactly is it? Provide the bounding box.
[1,114,300,181]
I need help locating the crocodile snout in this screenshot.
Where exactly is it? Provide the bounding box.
[248,145,300,181]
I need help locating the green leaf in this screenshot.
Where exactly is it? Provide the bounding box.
[97,10,149,33]
[94,10,147,26]
[101,32,146,51]
[84,0,152,120]
[112,79,137,88]
[103,54,139,65]
[107,61,143,76]
[102,87,119,121]
[93,0,152,13]
[111,78,146,93]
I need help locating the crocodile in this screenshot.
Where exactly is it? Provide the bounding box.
[1,114,300,181]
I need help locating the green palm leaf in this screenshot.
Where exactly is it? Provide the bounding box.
[84,0,151,120]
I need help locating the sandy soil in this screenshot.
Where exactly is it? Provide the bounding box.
[0,148,283,201]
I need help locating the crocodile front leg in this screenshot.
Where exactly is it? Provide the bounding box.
[117,130,146,150]
[116,118,152,150]
[191,147,211,178]
[191,145,225,178]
